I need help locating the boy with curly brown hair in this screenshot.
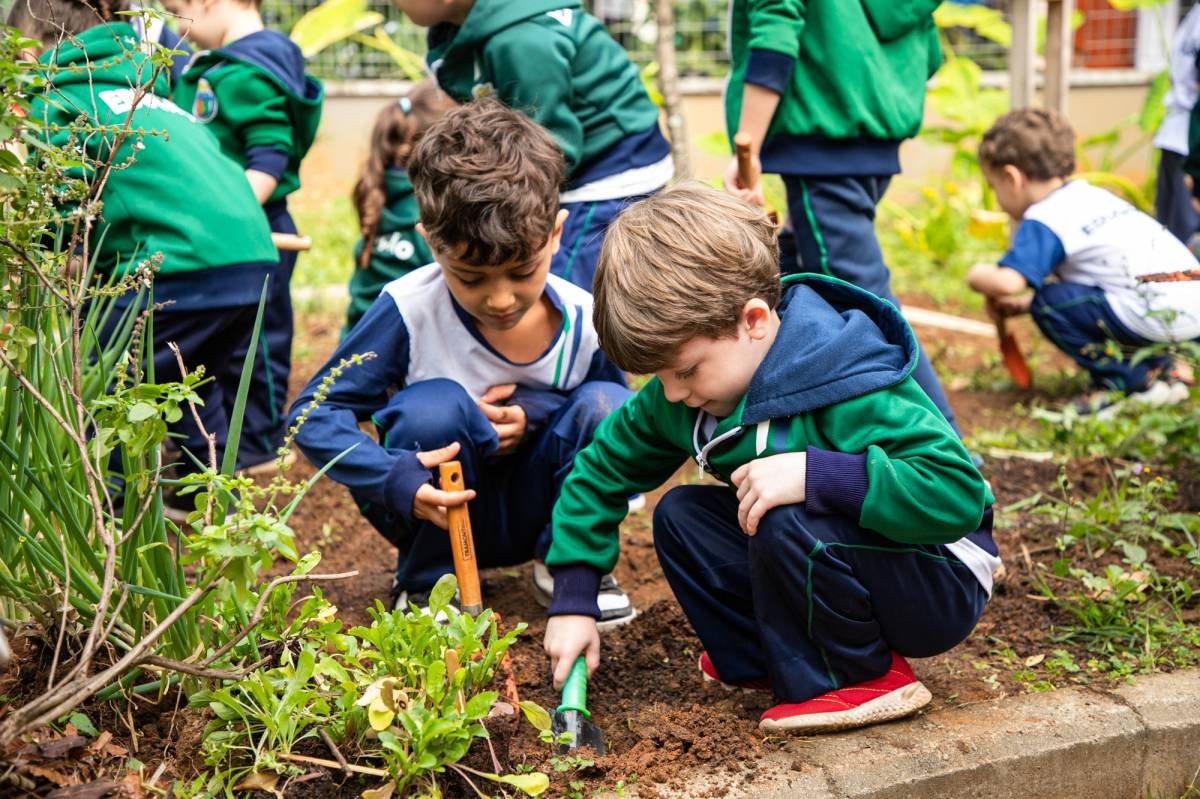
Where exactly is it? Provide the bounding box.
[289,99,636,624]
[969,108,1197,417]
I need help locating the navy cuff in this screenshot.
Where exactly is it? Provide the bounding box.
[546,564,602,619]
[745,49,795,95]
[806,447,869,519]
[245,146,288,181]
[383,450,431,521]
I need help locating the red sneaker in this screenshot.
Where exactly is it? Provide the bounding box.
[759,653,931,734]
[698,651,771,692]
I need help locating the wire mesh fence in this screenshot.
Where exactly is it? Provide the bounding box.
[263,0,1155,82]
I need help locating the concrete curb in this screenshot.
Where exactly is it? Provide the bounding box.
[648,669,1200,798]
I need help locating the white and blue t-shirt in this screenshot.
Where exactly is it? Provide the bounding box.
[1000,180,1200,342]
[383,264,607,398]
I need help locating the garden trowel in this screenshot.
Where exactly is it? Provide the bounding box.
[552,657,606,755]
[996,317,1032,390]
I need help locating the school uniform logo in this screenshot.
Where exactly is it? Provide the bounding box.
[192,77,218,122]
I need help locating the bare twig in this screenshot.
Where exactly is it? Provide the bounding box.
[168,340,218,527]
[135,653,271,682]
[276,753,387,778]
[319,727,348,772]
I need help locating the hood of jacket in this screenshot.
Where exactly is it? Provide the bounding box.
[427,0,580,78]
[214,30,320,101]
[40,22,170,96]
[741,273,918,425]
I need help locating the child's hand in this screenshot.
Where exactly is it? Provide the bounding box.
[478,383,527,455]
[544,614,600,689]
[723,154,765,207]
[411,442,476,529]
[730,452,807,535]
[993,293,1033,318]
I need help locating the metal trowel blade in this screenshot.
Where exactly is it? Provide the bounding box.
[552,709,606,756]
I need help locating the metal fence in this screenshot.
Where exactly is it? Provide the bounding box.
[267,0,1160,83]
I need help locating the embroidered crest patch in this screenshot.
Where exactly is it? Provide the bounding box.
[471,82,495,99]
[192,77,218,122]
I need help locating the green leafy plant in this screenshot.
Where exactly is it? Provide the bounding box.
[1030,469,1200,673]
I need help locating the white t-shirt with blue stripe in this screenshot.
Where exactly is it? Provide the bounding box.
[385,263,604,399]
[1000,180,1200,342]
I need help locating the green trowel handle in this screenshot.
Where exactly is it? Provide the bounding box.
[556,656,590,718]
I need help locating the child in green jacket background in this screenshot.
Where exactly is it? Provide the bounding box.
[542,183,999,734]
[344,80,455,334]
[10,0,278,479]
[167,0,323,471]
[722,0,961,437]
[394,0,673,292]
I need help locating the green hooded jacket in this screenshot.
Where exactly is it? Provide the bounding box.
[32,23,277,295]
[425,0,661,176]
[727,0,943,176]
[546,274,992,611]
[173,30,322,203]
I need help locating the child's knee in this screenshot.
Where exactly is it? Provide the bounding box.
[375,378,482,449]
[750,504,827,563]
[564,381,630,430]
[651,485,706,552]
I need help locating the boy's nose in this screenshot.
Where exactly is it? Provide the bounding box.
[661,380,689,404]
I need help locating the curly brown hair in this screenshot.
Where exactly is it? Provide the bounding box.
[8,0,129,43]
[407,97,566,268]
[594,182,781,374]
[352,81,455,268]
[979,107,1076,181]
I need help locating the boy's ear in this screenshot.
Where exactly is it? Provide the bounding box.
[547,208,569,256]
[742,299,772,340]
[1001,164,1024,190]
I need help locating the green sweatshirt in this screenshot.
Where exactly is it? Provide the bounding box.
[344,169,432,332]
[727,0,943,176]
[546,275,991,605]
[32,23,277,288]
[173,30,322,203]
[425,0,661,177]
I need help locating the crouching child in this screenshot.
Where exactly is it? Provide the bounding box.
[543,183,999,734]
[288,99,636,625]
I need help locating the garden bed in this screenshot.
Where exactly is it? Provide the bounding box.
[2,307,1197,798]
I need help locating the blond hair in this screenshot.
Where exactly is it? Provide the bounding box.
[594,181,780,373]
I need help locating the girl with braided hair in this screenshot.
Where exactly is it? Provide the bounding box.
[344,80,456,333]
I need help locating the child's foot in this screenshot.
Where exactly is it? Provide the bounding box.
[758,653,931,734]
[697,651,771,692]
[532,561,637,630]
[1069,379,1189,421]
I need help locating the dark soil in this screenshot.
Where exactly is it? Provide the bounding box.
[3,306,1196,798]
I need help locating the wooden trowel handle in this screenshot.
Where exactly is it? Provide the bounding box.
[271,232,312,252]
[734,132,756,190]
[438,461,483,615]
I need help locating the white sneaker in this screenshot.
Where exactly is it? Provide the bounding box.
[390,584,456,623]
[627,493,646,513]
[532,561,637,631]
[1085,379,1189,421]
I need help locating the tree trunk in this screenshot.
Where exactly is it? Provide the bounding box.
[654,0,690,180]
